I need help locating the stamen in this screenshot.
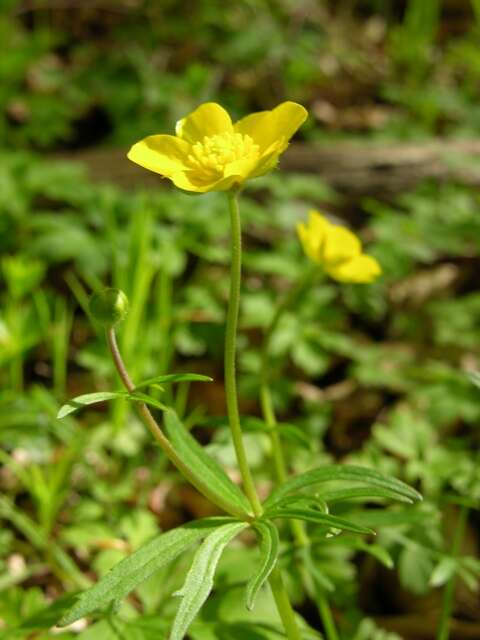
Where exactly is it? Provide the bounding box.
[186,132,259,179]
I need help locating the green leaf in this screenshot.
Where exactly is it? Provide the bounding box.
[264,465,422,509]
[246,522,279,611]
[135,373,213,389]
[58,518,232,627]
[354,541,394,569]
[398,545,434,595]
[163,409,252,518]
[264,508,375,535]
[57,392,126,419]
[57,390,167,419]
[268,494,328,513]
[430,557,457,587]
[170,522,247,640]
[312,486,414,504]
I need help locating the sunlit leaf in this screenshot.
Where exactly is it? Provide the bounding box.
[59,518,232,627]
[134,373,213,390]
[246,521,279,611]
[264,508,374,535]
[170,522,247,640]
[57,391,167,419]
[163,409,252,518]
[264,465,422,509]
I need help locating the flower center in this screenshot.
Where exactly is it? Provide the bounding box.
[186,132,259,179]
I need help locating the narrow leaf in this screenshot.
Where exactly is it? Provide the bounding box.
[246,521,279,611]
[135,373,213,389]
[264,464,421,509]
[314,486,414,504]
[57,390,167,419]
[59,518,232,627]
[57,392,126,419]
[170,522,247,640]
[354,541,394,569]
[164,409,252,518]
[265,508,375,535]
[127,391,168,411]
[271,494,329,513]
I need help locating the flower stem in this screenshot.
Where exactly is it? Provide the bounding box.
[259,267,340,640]
[225,192,302,640]
[436,505,469,640]
[268,567,303,640]
[106,327,246,519]
[225,191,263,518]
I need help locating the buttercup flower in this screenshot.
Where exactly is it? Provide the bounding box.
[127,102,307,193]
[297,211,381,283]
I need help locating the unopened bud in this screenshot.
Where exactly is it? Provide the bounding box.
[89,288,129,327]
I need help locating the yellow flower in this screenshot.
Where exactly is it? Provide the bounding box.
[297,211,381,283]
[127,102,307,193]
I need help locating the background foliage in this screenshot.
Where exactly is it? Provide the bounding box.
[1,1,480,638]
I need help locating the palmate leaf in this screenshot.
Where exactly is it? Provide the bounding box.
[170,522,248,640]
[246,521,280,611]
[264,508,375,535]
[163,409,252,518]
[264,464,422,510]
[57,390,167,419]
[58,518,234,627]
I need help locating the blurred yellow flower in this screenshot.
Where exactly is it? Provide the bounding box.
[297,211,381,283]
[127,102,307,193]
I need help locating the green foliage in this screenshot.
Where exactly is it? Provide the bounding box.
[2,2,480,637]
[246,522,279,611]
[59,518,231,627]
[170,522,248,640]
[57,390,167,419]
[163,410,253,518]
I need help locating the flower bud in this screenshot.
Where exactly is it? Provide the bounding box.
[89,288,129,327]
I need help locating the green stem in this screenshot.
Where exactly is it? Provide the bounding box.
[106,327,246,519]
[268,566,302,640]
[224,192,302,639]
[436,505,469,640]
[225,191,263,518]
[317,590,340,640]
[260,266,340,640]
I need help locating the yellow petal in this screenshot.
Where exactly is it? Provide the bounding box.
[224,155,259,181]
[297,211,330,262]
[249,142,284,178]
[297,223,320,263]
[234,101,307,153]
[322,224,361,265]
[127,135,190,177]
[308,211,330,238]
[170,171,238,194]
[175,103,233,143]
[327,254,381,283]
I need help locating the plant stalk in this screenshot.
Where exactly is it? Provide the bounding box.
[436,505,469,640]
[226,191,302,640]
[259,267,339,640]
[106,327,246,519]
[225,191,263,518]
[268,566,303,640]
